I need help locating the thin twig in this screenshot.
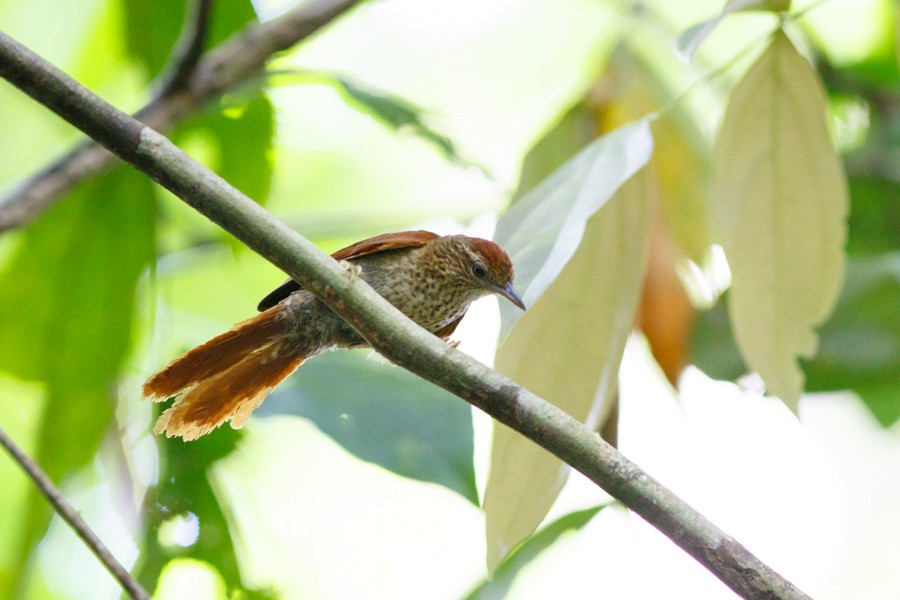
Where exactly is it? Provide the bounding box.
[154,0,215,99]
[0,426,151,600]
[0,0,360,233]
[0,31,811,599]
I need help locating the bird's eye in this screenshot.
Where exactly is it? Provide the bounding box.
[472,263,487,278]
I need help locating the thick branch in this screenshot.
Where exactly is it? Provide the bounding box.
[0,0,360,233]
[0,32,810,600]
[0,426,150,600]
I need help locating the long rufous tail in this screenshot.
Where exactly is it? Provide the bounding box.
[143,305,304,440]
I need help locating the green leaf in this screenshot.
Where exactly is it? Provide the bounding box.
[0,166,155,595]
[179,95,275,205]
[466,504,610,600]
[124,0,258,79]
[676,0,791,63]
[494,118,654,340]
[713,32,849,410]
[339,78,465,162]
[259,351,478,505]
[846,176,900,255]
[804,253,900,426]
[270,71,472,168]
[486,168,653,571]
[169,95,275,251]
[689,297,746,382]
[134,424,275,599]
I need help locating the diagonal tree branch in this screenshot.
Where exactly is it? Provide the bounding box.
[0,32,811,600]
[0,0,360,233]
[153,0,215,100]
[0,426,150,600]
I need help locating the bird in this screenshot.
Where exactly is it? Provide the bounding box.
[143,230,525,440]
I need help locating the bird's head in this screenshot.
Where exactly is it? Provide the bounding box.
[451,236,526,310]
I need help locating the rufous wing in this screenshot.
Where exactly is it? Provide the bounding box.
[257,230,440,311]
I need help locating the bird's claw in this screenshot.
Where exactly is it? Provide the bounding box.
[338,260,362,280]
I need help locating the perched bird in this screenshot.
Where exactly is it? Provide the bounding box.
[143,230,525,440]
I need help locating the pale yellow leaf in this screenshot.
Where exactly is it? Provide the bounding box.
[484,168,653,571]
[714,32,848,409]
[495,119,654,341]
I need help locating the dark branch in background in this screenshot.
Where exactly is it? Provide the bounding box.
[0,426,150,600]
[153,0,214,100]
[0,0,360,233]
[0,33,811,600]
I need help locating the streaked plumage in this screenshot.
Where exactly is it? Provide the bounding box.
[143,230,524,440]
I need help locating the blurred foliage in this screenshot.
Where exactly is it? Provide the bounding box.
[260,350,478,504]
[175,96,275,207]
[134,417,276,598]
[0,0,898,597]
[0,166,155,597]
[268,69,472,169]
[124,0,258,80]
[465,503,610,600]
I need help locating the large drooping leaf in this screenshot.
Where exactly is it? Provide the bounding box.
[692,253,900,427]
[713,32,849,410]
[0,166,155,596]
[466,504,610,600]
[260,350,478,504]
[676,0,791,63]
[494,118,653,340]
[485,168,653,571]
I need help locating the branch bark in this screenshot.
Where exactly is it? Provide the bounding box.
[0,31,811,600]
[152,0,214,99]
[0,426,150,600]
[0,0,360,233]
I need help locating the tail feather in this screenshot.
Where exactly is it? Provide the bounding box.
[143,306,287,402]
[143,305,304,440]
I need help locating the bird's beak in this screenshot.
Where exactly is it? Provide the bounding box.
[497,281,526,310]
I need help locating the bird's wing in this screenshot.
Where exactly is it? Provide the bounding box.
[257,230,440,311]
[329,230,440,261]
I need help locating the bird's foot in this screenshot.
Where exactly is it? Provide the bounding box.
[338,259,363,280]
